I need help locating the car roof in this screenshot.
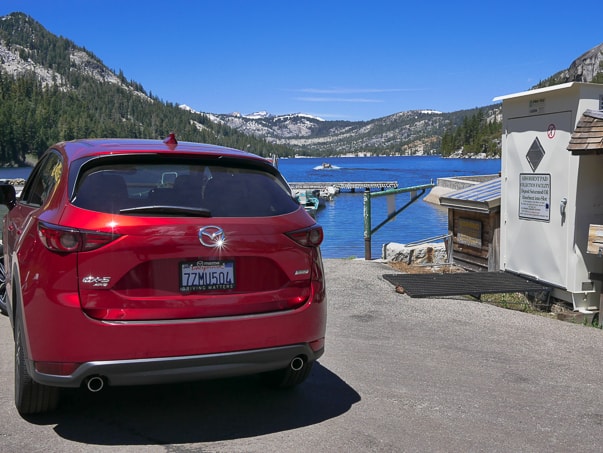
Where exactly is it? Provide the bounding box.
[52,138,265,163]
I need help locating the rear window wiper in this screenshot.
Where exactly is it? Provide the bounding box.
[119,205,212,217]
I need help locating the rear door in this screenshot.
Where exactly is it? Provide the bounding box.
[66,156,317,321]
[4,152,65,294]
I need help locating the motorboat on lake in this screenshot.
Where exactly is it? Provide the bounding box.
[313,162,340,170]
[295,190,322,218]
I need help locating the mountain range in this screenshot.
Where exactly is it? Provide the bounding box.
[1,12,602,158]
[189,105,492,156]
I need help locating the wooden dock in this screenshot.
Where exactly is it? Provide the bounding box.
[289,181,398,193]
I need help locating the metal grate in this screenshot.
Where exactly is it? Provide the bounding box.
[383,271,550,298]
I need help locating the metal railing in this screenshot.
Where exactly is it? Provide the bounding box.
[363,183,435,260]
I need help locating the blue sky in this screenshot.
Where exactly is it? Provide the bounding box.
[1,1,602,121]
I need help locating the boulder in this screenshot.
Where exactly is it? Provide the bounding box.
[382,241,449,264]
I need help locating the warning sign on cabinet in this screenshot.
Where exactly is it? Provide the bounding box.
[519,173,550,221]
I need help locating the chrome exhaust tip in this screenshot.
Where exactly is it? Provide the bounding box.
[290,356,305,371]
[85,376,106,393]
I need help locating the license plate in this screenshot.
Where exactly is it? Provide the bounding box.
[180,260,235,291]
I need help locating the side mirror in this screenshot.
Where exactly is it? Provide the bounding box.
[0,184,17,210]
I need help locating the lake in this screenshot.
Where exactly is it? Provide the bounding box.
[0,156,502,259]
[278,156,501,258]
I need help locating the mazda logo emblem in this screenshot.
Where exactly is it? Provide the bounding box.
[199,226,226,248]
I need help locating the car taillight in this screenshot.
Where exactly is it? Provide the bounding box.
[35,361,81,376]
[286,225,324,247]
[38,222,120,253]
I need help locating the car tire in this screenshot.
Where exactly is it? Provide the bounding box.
[0,245,7,316]
[14,316,60,415]
[262,358,314,388]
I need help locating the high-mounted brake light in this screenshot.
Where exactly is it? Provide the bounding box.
[163,132,178,147]
[38,222,120,253]
[286,225,324,247]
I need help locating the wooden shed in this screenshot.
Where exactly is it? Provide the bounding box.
[439,178,501,272]
[567,109,603,155]
[567,109,603,259]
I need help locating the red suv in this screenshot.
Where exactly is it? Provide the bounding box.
[0,136,326,415]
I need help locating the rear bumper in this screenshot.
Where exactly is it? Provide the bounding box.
[30,343,324,388]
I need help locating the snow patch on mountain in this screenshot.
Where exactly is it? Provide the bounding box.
[241,111,324,121]
[69,50,121,85]
[180,104,202,115]
[1,39,152,102]
[244,111,272,119]
[277,113,325,122]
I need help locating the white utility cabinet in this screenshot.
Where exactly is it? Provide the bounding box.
[494,82,603,312]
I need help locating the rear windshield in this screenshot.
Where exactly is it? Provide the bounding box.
[71,161,299,217]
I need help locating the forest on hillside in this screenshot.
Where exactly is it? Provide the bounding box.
[440,110,501,157]
[0,12,294,165]
[0,70,296,166]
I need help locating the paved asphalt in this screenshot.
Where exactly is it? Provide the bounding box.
[1,259,602,452]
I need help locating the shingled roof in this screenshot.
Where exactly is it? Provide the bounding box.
[567,109,603,155]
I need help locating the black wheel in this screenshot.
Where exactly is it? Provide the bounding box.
[262,357,314,388]
[0,245,7,316]
[14,317,59,415]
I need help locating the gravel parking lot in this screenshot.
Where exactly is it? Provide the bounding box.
[0,258,602,452]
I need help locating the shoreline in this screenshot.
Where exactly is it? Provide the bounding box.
[283,153,501,159]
